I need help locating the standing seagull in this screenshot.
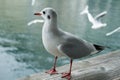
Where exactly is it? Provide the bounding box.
[34,8,104,80]
[80,5,107,29]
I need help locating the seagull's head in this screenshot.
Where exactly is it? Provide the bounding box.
[34,8,57,21]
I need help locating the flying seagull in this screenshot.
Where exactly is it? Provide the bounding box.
[27,19,44,26]
[80,5,107,29]
[106,27,120,36]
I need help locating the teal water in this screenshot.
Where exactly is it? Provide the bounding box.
[0,0,120,80]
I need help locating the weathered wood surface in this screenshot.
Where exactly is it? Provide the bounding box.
[18,50,120,80]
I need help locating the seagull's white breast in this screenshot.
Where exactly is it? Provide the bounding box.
[42,25,66,57]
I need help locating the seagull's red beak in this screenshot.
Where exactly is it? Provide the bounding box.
[34,12,42,16]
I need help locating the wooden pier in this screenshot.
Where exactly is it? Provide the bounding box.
[18,50,120,80]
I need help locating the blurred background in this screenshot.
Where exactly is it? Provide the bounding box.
[0,0,120,80]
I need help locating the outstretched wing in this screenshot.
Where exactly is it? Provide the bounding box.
[80,5,89,15]
[94,11,107,20]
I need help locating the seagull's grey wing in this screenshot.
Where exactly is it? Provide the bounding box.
[57,37,95,59]
[94,11,107,20]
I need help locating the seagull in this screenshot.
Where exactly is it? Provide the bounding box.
[31,0,35,6]
[27,19,44,26]
[80,5,107,29]
[106,27,120,36]
[34,8,105,80]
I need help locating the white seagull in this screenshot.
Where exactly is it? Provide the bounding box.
[80,5,107,29]
[31,0,35,6]
[27,19,44,26]
[106,27,120,36]
[34,8,105,80]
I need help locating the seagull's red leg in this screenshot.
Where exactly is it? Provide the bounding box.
[45,56,58,75]
[61,59,73,80]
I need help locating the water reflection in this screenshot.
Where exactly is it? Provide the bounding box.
[0,0,120,80]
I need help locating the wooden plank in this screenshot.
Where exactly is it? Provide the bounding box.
[18,50,120,80]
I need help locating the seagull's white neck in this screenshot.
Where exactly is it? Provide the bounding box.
[43,17,59,33]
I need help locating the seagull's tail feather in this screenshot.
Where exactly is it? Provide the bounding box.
[93,44,105,52]
[80,5,89,15]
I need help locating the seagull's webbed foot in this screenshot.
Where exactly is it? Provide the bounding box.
[45,68,58,75]
[45,56,58,75]
[61,59,73,80]
[61,72,71,80]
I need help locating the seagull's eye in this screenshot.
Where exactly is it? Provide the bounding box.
[43,11,45,14]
